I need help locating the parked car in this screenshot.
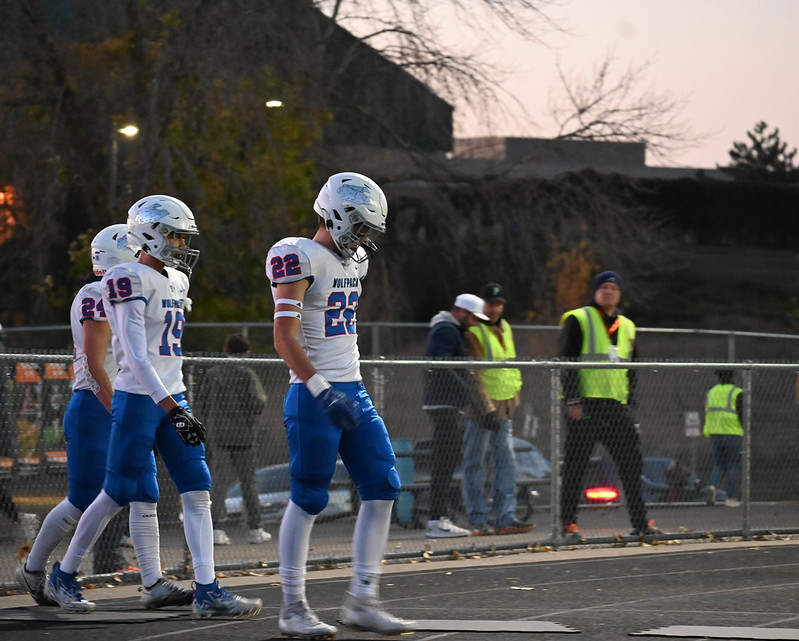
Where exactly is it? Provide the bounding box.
[224,459,356,524]
[401,437,551,526]
[580,455,705,504]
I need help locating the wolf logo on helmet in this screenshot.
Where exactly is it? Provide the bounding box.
[91,223,139,276]
[313,172,387,263]
[126,195,200,275]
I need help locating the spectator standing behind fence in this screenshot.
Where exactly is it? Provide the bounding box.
[193,333,271,545]
[422,293,489,538]
[462,283,533,536]
[557,270,660,542]
[268,172,414,638]
[703,369,743,508]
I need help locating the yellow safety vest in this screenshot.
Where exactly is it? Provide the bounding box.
[469,319,522,401]
[703,384,743,436]
[560,306,635,403]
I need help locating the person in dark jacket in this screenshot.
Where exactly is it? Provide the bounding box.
[557,271,659,542]
[422,293,488,538]
[194,334,270,545]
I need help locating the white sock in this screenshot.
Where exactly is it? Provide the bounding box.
[349,500,393,599]
[279,500,316,607]
[60,490,122,575]
[26,499,82,572]
[129,501,161,588]
[181,490,215,585]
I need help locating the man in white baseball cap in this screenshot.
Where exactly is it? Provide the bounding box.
[452,293,489,322]
[421,292,488,538]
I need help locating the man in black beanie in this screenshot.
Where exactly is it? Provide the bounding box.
[557,270,660,542]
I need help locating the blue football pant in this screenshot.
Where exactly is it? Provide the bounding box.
[283,381,400,515]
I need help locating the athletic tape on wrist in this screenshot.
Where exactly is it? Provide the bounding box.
[305,373,331,398]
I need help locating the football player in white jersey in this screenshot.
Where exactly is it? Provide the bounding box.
[17,224,177,605]
[268,172,415,638]
[46,197,262,619]
[19,224,192,607]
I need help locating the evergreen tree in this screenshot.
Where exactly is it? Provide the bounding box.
[720,121,799,184]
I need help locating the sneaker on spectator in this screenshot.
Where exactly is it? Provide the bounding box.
[339,591,416,635]
[724,498,741,507]
[213,529,231,545]
[562,522,584,543]
[193,579,262,619]
[706,485,717,506]
[141,577,194,609]
[247,528,271,544]
[16,562,56,606]
[425,517,470,538]
[45,562,96,612]
[471,524,495,536]
[19,513,41,544]
[279,598,337,639]
[496,520,535,535]
[630,520,662,543]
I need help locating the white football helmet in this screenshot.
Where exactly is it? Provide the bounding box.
[90,224,138,276]
[126,194,200,275]
[313,172,387,263]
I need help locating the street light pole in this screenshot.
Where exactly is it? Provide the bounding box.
[109,124,139,210]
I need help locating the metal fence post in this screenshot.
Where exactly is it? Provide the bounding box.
[550,366,562,542]
[741,365,752,540]
[727,331,736,362]
[371,357,385,414]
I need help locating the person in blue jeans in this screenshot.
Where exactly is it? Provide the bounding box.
[462,283,533,535]
[703,369,744,507]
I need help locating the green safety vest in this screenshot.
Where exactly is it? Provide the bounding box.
[703,383,743,436]
[560,306,635,403]
[469,319,522,401]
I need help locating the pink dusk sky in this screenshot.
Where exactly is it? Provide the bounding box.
[445,0,799,169]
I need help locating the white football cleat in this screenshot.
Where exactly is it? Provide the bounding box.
[279,599,337,639]
[339,592,415,635]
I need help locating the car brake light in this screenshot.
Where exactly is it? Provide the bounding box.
[585,486,619,502]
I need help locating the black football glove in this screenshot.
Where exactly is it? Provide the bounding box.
[479,411,503,432]
[317,387,360,431]
[169,406,206,446]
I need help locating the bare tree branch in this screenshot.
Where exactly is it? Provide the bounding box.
[312,0,564,134]
[549,54,703,163]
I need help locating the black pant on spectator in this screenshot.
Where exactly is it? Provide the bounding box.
[425,408,464,520]
[560,399,647,532]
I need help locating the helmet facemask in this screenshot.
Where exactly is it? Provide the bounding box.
[162,227,200,275]
[332,218,383,263]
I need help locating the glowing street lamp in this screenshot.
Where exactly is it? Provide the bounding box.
[265,100,283,108]
[118,125,139,137]
[110,124,139,208]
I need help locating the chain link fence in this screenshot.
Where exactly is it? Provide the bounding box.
[1,326,799,593]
